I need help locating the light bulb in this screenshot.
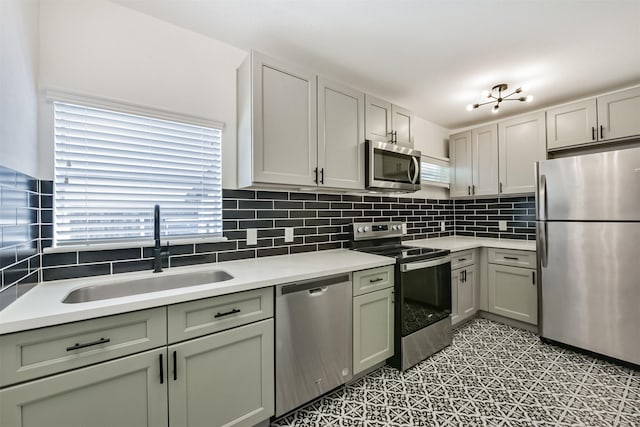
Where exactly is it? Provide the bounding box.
[521,83,531,92]
[492,104,500,113]
[525,95,534,102]
[466,104,474,111]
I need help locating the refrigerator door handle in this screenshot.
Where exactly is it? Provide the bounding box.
[539,221,548,268]
[538,174,547,221]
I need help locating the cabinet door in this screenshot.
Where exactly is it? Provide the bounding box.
[252,52,317,186]
[546,99,597,150]
[365,94,392,142]
[597,87,640,140]
[449,131,473,197]
[168,319,274,427]
[0,348,167,427]
[471,124,499,195]
[458,265,477,319]
[391,104,414,146]
[488,264,537,325]
[318,77,365,190]
[353,287,394,375]
[498,112,546,194]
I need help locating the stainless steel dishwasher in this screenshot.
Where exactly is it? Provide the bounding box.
[275,273,352,417]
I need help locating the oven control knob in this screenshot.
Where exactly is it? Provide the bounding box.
[392,225,399,230]
[357,227,364,233]
[364,226,370,232]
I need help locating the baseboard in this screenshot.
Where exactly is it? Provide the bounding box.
[478,311,539,334]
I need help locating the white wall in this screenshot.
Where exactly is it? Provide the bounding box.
[37,0,246,186]
[0,0,39,177]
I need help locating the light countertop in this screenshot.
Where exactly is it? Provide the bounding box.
[0,249,394,335]
[406,236,536,252]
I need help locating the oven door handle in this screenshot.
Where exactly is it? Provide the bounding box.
[400,257,450,272]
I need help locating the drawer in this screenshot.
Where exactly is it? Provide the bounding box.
[488,248,536,268]
[0,307,166,387]
[168,287,273,343]
[353,266,394,296]
[450,250,475,270]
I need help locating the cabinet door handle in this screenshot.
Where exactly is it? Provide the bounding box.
[458,258,466,262]
[314,167,318,184]
[504,256,519,261]
[467,186,471,195]
[532,271,536,285]
[66,337,110,352]
[159,353,164,384]
[499,182,503,193]
[214,308,241,318]
[472,185,476,195]
[592,126,596,140]
[600,125,604,139]
[173,350,177,381]
[320,168,325,185]
[369,277,384,283]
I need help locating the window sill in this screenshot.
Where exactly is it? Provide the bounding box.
[43,236,229,254]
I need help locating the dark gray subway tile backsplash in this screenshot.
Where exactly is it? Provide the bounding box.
[0,162,536,311]
[0,165,41,310]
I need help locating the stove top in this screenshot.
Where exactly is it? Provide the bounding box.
[350,221,449,263]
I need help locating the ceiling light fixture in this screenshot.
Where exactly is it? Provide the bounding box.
[466,83,533,113]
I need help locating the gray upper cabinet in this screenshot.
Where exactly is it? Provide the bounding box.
[546,86,640,150]
[0,348,168,427]
[365,94,414,146]
[498,111,546,194]
[449,131,472,197]
[238,51,318,188]
[546,99,597,149]
[318,77,365,190]
[472,124,499,196]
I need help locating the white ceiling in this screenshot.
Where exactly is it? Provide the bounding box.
[114,0,640,129]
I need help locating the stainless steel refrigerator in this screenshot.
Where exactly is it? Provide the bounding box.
[535,147,640,366]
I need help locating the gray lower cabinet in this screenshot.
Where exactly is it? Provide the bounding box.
[488,264,537,324]
[451,264,477,327]
[169,319,274,427]
[0,347,167,427]
[353,286,394,375]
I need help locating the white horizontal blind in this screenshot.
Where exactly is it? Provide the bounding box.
[421,156,450,187]
[54,101,222,245]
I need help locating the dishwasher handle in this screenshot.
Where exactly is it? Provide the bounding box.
[280,274,350,295]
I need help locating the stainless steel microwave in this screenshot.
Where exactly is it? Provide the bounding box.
[365,140,421,192]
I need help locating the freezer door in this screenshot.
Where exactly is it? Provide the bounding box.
[536,146,640,221]
[538,221,640,365]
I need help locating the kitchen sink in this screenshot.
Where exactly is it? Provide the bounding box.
[62,270,234,303]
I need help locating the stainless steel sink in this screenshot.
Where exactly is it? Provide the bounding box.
[62,270,234,303]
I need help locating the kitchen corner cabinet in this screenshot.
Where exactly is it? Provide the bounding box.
[450,250,478,326]
[449,131,472,197]
[352,266,394,375]
[365,94,414,146]
[238,51,318,188]
[546,86,640,150]
[487,249,537,325]
[498,112,546,194]
[449,125,498,197]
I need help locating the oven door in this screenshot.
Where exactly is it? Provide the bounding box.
[366,140,421,191]
[398,257,451,337]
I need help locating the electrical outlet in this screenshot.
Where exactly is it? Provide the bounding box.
[499,220,508,231]
[401,223,407,234]
[440,221,446,232]
[284,227,294,243]
[246,228,257,245]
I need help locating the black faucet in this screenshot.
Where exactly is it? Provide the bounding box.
[153,204,168,273]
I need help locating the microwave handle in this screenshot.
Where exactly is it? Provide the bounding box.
[408,157,420,184]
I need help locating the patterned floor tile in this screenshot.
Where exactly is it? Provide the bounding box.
[272,319,640,427]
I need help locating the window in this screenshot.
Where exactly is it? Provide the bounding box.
[420,155,450,188]
[54,101,222,246]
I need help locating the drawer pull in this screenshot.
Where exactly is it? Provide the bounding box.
[214,308,241,318]
[66,337,110,352]
[504,256,519,261]
[458,258,467,262]
[369,277,384,283]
